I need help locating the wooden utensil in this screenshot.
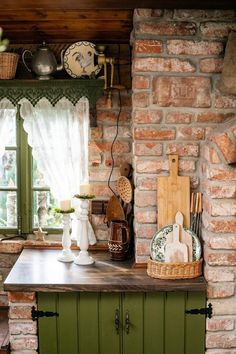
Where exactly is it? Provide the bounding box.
[119,162,132,178]
[157,155,190,230]
[165,211,193,262]
[106,195,125,222]
[165,222,188,263]
[117,176,133,204]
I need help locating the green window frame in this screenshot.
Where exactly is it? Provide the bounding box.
[0,108,61,235]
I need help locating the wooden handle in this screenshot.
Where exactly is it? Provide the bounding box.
[195,193,199,214]
[169,154,178,177]
[198,192,202,213]
[190,192,195,213]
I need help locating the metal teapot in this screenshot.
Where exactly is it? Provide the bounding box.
[22,42,64,80]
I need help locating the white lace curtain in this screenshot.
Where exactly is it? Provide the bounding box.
[0,100,16,159]
[19,96,96,245]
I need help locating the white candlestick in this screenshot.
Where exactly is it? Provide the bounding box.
[74,199,94,265]
[57,214,74,263]
[60,199,71,211]
[80,184,90,195]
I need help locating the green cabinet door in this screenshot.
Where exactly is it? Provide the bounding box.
[38,291,206,354]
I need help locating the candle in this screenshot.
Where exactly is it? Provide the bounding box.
[60,199,71,211]
[80,184,90,195]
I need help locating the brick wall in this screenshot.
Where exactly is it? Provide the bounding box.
[132,8,236,353]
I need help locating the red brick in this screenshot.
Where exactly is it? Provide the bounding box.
[210,298,236,315]
[136,176,157,191]
[0,254,18,268]
[203,146,221,163]
[133,110,162,124]
[173,9,236,19]
[9,305,33,319]
[0,241,23,254]
[200,58,223,73]
[90,141,130,154]
[177,127,205,140]
[10,336,38,351]
[133,57,195,72]
[8,292,36,303]
[207,318,234,331]
[206,198,236,217]
[134,39,163,54]
[90,184,114,198]
[197,112,235,123]
[207,167,236,181]
[135,238,151,256]
[206,332,236,349]
[135,224,157,239]
[204,267,235,282]
[134,142,163,156]
[136,159,168,174]
[167,40,223,55]
[205,251,236,265]
[135,21,196,36]
[103,126,131,139]
[134,127,175,140]
[213,133,236,165]
[0,294,8,306]
[205,217,236,233]
[200,22,236,38]
[136,159,195,173]
[132,75,150,89]
[208,235,236,249]
[105,155,132,168]
[205,184,236,199]
[165,112,193,124]
[207,283,235,298]
[133,92,149,108]
[153,77,211,108]
[9,320,37,335]
[135,209,157,224]
[215,93,236,108]
[166,143,199,157]
[135,191,156,207]
[97,111,131,123]
[120,95,132,108]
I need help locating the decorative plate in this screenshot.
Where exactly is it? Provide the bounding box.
[63,41,102,78]
[150,225,201,262]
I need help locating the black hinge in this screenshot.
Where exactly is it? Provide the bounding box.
[185,303,212,319]
[31,306,59,321]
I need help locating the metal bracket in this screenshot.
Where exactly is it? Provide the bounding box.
[31,306,59,321]
[185,303,212,319]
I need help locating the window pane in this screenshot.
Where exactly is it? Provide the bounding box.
[33,191,62,228]
[0,191,17,228]
[6,113,16,147]
[32,159,49,188]
[0,151,17,188]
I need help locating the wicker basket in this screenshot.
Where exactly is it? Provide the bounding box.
[147,258,203,280]
[0,52,19,79]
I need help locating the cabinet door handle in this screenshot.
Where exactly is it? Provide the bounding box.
[114,309,120,334]
[125,311,130,334]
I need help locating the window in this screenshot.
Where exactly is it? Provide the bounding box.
[0,110,62,235]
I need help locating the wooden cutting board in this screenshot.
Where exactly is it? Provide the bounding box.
[157,155,190,230]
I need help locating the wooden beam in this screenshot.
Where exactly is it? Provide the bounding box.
[1,0,235,9]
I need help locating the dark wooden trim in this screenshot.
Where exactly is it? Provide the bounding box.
[1,0,235,9]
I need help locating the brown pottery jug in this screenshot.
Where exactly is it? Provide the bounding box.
[108,220,130,261]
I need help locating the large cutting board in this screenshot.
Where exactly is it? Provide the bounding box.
[157,155,190,230]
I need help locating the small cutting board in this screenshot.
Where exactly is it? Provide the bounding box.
[157,155,190,230]
[165,223,188,263]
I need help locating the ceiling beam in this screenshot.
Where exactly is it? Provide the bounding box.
[2,0,235,9]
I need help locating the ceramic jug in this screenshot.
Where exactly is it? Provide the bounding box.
[108,220,130,261]
[22,42,64,80]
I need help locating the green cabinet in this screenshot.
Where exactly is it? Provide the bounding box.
[37,291,206,354]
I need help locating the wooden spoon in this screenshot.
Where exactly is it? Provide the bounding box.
[106,195,125,222]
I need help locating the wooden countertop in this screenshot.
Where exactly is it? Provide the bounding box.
[4,249,206,292]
